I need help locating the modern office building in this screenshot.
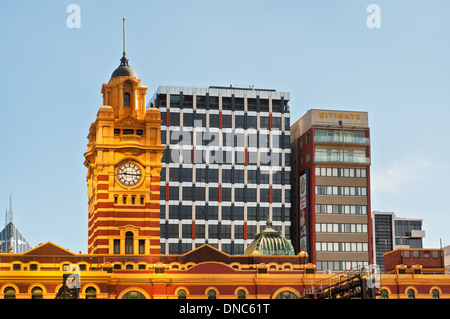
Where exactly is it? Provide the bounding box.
[372,211,425,271]
[0,195,32,253]
[149,86,292,254]
[290,109,372,271]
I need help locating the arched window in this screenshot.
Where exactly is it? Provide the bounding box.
[275,290,299,299]
[124,92,131,107]
[207,289,217,299]
[4,287,16,299]
[237,289,246,299]
[432,289,440,299]
[381,289,389,299]
[177,289,187,299]
[407,289,415,299]
[31,287,43,299]
[85,287,97,299]
[125,231,134,254]
[122,291,145,299]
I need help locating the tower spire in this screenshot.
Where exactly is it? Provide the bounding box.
[120,18,129,66]
[123,18,126,56]
[5,191,13,226]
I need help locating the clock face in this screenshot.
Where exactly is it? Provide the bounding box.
[117,162,142,186]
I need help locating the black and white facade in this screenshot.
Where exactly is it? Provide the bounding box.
[149,86,291,254]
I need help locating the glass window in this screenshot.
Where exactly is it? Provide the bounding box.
[247,206,257,220]
[139,240,145,254]
[432,289,440,299]
[168,224,178,238]
[222,114,232,128]
[181,167,192,182]
[177,289,187,299]
[196,168,206,182]
[259,206,269,221]
[4,287,16,299]
[235,115,245,129]
[182,94,193,107]
[209,113,219,128]
[273,189,282,202]
[169,186,179,200]
[235,225,244,239]
[194,187,205,201]
[182,224,192,238]
[207,289,217,299]
[195,224,205,238]
[123,93,131,107]
[235,98,244,111]
[208,205,218,219]
[235,188,245,202]
[272,117,281,129]
[125,231,134,254]
[170,112,180,126]
[247,170,257,183]
[247,115,257,129]
[234,206,244,219]
[222,188,232,201]
[114,239,120,254]
[260,116,270,129]
[209,96,219,110]
[209,187,219,201]
[247,188,257,201]
[234,169,244,183]
[260,189,270,202]
[181,205,192,219]
[273,207,282,221]
[222,206,232,220]
[182,187,192,201]
[222,97,232,110]
[183,113,193,126]
[196,96,206,109]
[209,224,219,238]
[122,291,146,299]
[221,225,231,239]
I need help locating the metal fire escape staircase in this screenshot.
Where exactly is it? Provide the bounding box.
[300,268,381,299]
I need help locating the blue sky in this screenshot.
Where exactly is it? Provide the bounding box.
[0,0,449,253]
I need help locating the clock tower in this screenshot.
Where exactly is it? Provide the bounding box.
[84,48,164,255]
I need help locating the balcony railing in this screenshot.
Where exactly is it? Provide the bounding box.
[314,135,370,145]
[314,155,371,164]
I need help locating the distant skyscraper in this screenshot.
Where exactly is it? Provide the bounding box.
[0,195,32,253]
[372,211,425,272]
[150,86,292,254]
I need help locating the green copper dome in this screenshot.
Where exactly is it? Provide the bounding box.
[244,221,295,256]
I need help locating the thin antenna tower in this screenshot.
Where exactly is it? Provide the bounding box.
[123,18,126,56]
[5,192,13,226]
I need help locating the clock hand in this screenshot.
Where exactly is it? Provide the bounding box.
[122,172,140,176]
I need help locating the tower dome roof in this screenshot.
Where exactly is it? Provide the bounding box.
[244,221,295,256]
[111,54,137,78]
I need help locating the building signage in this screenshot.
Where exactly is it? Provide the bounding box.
[319,112,361,120]
[299,172,308,252]
[300,174,307,210]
